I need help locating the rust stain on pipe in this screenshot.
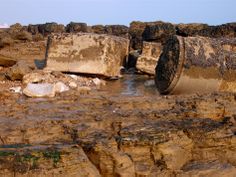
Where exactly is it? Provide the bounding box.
[155,36,236,94]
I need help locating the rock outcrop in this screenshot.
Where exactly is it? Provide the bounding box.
[129,21,148,51]
[45,33,129,77]
[142,21,176,43]
[0,23,46,65]
[38,23,65,36]
[0,90,236,176]
[176,23,236,38]
[104,25,129,38]
[66,22,88,33]
[91,25,129,38]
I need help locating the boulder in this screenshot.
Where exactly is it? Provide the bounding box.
[91,25,106,34]
[38,23,65,36]
[23,82,69,98]
[142,21,176,43]
[129,21,174,51]
[23,83,56,97]
[176,23,212,37]
[8,23,23,34]
[28,24,40,35]
[105,25,129,38]
[6,61,33,81]
[176,23,236,38]
[66,22,88,33]
[136,42,162,75]
[45,33,129,77]
[129,21,147,51]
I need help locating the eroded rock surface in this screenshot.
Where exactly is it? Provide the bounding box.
[45,33,129,77]
[0,84,236,176]
[0,23,46,65]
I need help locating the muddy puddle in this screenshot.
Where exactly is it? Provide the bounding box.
[98,74,159,97]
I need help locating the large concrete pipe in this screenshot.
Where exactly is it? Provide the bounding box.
[155,36,236,94]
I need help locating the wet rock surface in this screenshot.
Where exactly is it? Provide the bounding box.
[0,74,236,176]
[1,20,236,176]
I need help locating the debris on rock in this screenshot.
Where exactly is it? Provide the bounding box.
[92,78,106,88]
[54,81,70,93]
[69,81,77,88]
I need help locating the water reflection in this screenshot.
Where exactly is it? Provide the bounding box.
[101,74,159,97]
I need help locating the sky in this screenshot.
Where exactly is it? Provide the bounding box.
[0,0,235,27]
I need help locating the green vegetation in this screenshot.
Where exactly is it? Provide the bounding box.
[43,149,61,166]
[0,151,15,156]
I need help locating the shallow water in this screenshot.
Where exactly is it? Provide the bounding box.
[99,74,159,97]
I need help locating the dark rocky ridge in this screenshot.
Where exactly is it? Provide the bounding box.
[1,21,235,51]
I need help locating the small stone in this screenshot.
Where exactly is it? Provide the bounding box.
[92,78,105,87]
[9,86,22,93]
[54,82,69,93]
[23,83,56,97]
[69,81,77,88]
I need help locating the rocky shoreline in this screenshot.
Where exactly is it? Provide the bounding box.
[0,20,236,176]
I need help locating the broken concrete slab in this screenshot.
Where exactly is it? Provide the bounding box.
[136,42,162,75]
[155,36,236,94]
[45,33,129,78]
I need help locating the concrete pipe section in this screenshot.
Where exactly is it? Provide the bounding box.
[155,36,236,94]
